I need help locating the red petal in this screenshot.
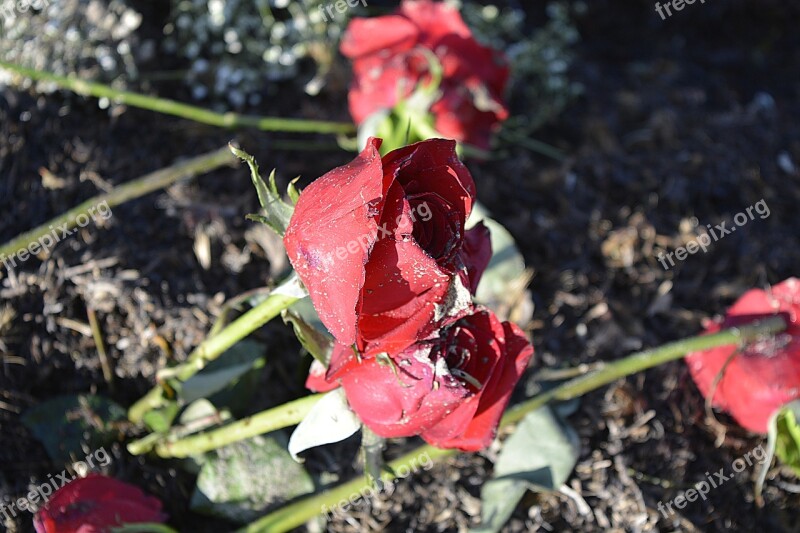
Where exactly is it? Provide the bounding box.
[357,232,451,356]
[326,341,360,381]
[398,0,471,46]
[383,139,475,216]
[347,55,422,125]
[686,278,800,433]
[341,350,470,438]
[284,139,384,345]
[33,474,166,533]
[434,34,509,95]
[305,359,341,393]
[340,15,419,59]
[431,87,506,150]
[459,222,492,294]
[422,315,533,450]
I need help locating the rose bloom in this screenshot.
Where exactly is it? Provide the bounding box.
[33,474,167,533]
[310,307,534,451]
[686,278,800,433]
[284,137,491,358]
[341,0,509,150]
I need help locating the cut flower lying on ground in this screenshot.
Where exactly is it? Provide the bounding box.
[113,131,795,533]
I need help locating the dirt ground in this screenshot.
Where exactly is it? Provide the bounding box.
[2,1,800,532]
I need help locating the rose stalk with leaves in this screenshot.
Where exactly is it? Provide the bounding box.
[124,136,791,533]
[114,2,798,532]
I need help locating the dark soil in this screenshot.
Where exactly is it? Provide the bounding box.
[2,1,800,532]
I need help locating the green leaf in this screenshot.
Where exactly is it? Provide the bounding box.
[776,403,800,476]
[282,306,334,365]
[179,398,223,426]
[287,177,301,205]
[469,202,533,325]
[473,406,579,533]
[288,389,361,461]
[230,144,294,236]
[22,394,126,464]
[190,433,314,523]
[245,214,272,226]
[181,340,266,404]
[757,400,800,501]
[143,402,181,433]
[288,297,328,333]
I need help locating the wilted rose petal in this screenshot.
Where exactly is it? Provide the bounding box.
[341,0,509,149]
[33,474,167,533]
[686,277,800,433]
[311,307,534,451]
[286,138,490,358]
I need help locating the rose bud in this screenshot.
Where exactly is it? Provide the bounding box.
[341,0,509,150]
[311,307,533,451]
[33,474,167,533]
[686,277,800,433]
[284,137,491,359]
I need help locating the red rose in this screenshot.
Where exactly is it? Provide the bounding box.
[686,278,800,433]
[33,474,167,533]
[341,0,509,150]
[284,137,491,358]
[309,307,534,451]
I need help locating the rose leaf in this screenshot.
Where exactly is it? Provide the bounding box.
[473,406,579,533]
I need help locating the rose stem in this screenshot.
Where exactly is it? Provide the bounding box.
[127,287,302,423]
[0,61,356,135]
[236,315,787,533]
[0,146,236,261]
[137,394,325,458]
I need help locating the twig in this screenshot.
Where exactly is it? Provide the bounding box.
[127,282,303,423]
[87,306,114,391]
[139,394,323,458]
[0,146,236,261]
[0,61,356,135]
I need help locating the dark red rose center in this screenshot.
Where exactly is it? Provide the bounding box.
[408,193,461,264]
[435,323,494,394]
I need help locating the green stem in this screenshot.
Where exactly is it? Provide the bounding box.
[0,146,235,262]
[500,315,787,426]
[236,446,454,533]
[0,61,355,135]
[127,288,302,423]
[126,431,165,457]
[151,394,324,458]
[238,316,787,532]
